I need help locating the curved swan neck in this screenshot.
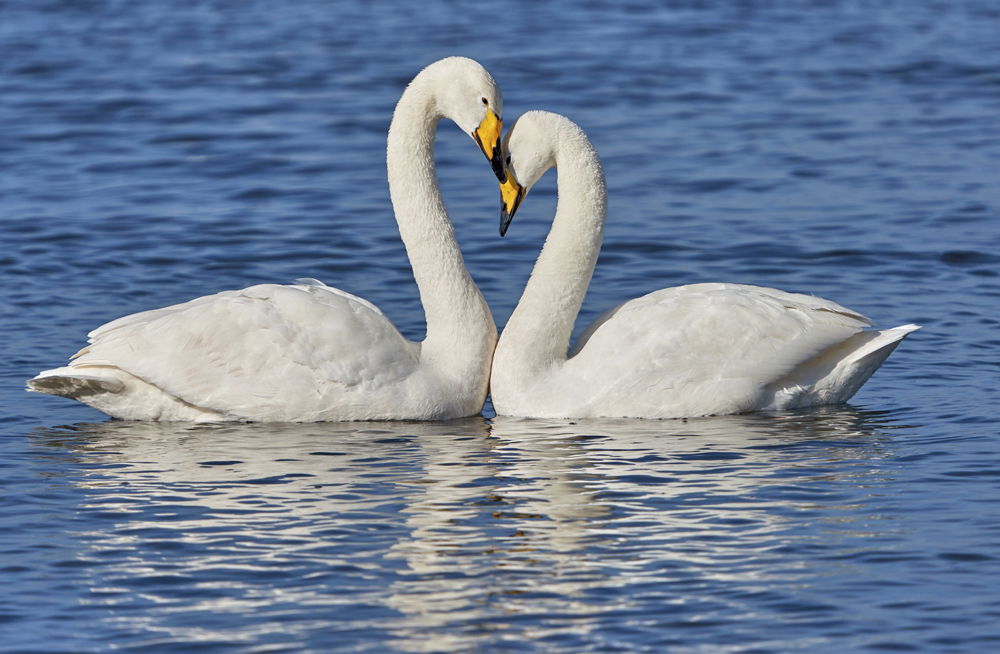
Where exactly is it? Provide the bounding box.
[502,123,608,365]
[386,67,496,366]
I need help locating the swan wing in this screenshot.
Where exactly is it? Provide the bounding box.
[70,279,419,419]
[567,283,874,416]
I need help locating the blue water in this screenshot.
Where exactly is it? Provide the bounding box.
[2,0,999,652]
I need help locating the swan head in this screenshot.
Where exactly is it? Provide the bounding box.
[417,57,506,182]
[498,111,561,236]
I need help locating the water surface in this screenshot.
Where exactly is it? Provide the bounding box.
[2,1,999,652]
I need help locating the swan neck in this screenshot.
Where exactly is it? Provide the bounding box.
[502,133,607,366]
[386,81,496,368]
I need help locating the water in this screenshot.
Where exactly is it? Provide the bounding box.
[1,0,999,651]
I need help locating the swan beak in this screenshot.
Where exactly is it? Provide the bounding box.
[499,173,526,237]
[473,109,506,183]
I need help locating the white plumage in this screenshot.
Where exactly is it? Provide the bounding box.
[28,57,507,422]
[491,111,918,419]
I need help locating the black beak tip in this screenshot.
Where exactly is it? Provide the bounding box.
[474,131,507,183]
[490,149,507,183]
[500,206,511,237]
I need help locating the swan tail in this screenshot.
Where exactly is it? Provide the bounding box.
[762,324,920,410]
[28,367,126,397]
[27,363,229,422]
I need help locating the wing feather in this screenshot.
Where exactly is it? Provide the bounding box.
[75,280,419,418]
[566,283,872,416]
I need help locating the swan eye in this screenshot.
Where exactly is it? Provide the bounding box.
[481,97,488,106]
[505,155,511,166]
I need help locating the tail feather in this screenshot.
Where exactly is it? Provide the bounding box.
[28,368,125,397]
[763,324,920,410]
[27,367,227,422]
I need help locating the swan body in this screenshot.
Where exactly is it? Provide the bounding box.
[28,57,506,422]
[491,111,918,420]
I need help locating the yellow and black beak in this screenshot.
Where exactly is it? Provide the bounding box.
[499,172,526,237]
[472,107,506,183]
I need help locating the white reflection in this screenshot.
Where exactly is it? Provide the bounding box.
[31,419,498,649]
[28,406,906,652]
[487,407,901,542]
[385,407,905,651]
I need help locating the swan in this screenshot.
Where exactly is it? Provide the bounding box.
[28,56,507,422]
[491,111,919,419]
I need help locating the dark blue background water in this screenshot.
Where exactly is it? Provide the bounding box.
[2,1,999,652]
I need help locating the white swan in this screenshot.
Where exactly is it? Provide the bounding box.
[28,57,507,422]
[491,111,919,419]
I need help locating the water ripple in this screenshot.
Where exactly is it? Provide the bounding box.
[2,0,999,652]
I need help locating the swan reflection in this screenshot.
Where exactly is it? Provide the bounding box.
[29,406,909,651]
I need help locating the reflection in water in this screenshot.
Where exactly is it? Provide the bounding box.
[29,407,911,651]
[488,408,902,552]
